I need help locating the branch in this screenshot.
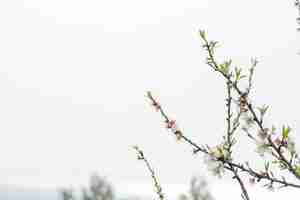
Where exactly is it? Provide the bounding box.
[199,30,300,181]
[295,0,300,31]
[225,82,250,200]
[133,146,165,200]
[230,164,250,200]
[146,92,300,189]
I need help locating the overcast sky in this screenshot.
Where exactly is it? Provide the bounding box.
[0,0,300,199]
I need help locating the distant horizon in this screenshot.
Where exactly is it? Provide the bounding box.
[2,180,300,200]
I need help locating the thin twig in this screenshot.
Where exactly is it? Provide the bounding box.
[225,81,250,200]
[133,146,165,200]
[230,164,250,200]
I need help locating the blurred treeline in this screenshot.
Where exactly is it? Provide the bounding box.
[60,174,214,200]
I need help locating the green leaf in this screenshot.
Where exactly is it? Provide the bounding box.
[257,105,269,116]
[199,30,206,39]
[264,161,270,172]
[234,67,245,82]
[219,60,232,74]
[295,165,300,176]
[282,125,291,139]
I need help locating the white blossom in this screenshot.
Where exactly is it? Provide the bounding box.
[255,140,271,157]
[203,154,225,178]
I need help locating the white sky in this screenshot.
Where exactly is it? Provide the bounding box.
[0,0,300,199]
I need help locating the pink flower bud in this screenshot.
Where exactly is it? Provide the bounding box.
[166,120,176,129]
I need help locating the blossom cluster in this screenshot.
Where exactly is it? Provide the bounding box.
[253,126,297,158]
[203,145,230,178]
[254,128,272,157]
[165,120,182,141]
[272,127,296,154]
